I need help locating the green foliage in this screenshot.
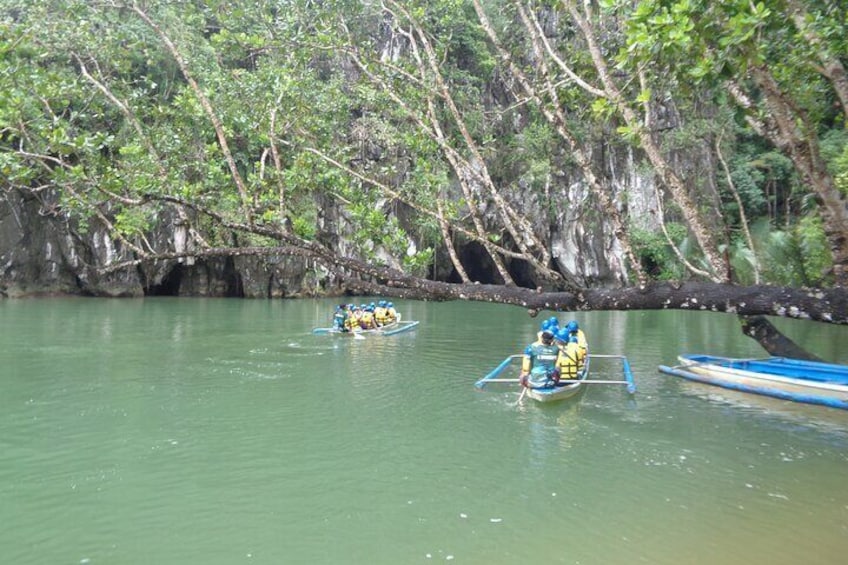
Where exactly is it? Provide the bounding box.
[403,246,434,277]
[726,217,833,286]
[291,214,317,240]
[114,206,153,237]
[794,215,833,286]
[834,149,848,197]
[629,223,688,280]
[821,130,848,196]
[0,0,843,288]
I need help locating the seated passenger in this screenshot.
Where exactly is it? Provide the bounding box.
[345,306,362,332]
[385,302,398,323]
[518,330,561,389]
[374,300,389,327]
[553,330,582,381]
[564,320,588,369]
[359,306,376,330]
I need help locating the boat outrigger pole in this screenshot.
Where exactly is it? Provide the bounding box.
[588,354,637,394]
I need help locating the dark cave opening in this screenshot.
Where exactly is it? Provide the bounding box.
[144,264,183,296]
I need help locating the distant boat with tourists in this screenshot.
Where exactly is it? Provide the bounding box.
[312,316,420,337]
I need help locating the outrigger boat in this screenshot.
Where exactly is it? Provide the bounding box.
[658,354,848,411]
[312,314,420,338]
[475,353,636,404]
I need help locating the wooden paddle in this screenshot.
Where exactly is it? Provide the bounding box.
[515,386,528,405]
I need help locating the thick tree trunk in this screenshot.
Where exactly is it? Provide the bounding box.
[99,237,848,325]
[346,275,848,325]
[744,66,848,286]
[739,315,823,360]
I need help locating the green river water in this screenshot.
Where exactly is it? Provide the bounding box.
[2,297,847,564]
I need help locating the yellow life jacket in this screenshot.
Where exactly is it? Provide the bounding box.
[345,312,361,330]
[556,342,581,380]
[571,329,588,368]
[374,306,389,325]
[360,311,375,329]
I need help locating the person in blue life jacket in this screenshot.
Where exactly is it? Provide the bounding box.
[519,330,561,389]
[332,304,348,332]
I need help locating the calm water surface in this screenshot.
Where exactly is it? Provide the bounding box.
[2,298,847,564]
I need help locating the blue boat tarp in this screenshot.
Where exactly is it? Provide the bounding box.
[680,354,848,385]
[659,354,848,411]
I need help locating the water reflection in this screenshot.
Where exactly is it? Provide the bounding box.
[2,298,848,565]
[675,380,848,444]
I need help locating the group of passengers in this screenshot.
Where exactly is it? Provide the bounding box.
[332,301,398,332]
[518,318,588,389]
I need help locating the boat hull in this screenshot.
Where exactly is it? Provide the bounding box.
[312,319,419,337]
[525,360,591,404]
[658,355,848,411]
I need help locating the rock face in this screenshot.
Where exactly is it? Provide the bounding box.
[1,129,703,298]
[0,149,664,298]
[1,99,710,298]
[0,188,325,298]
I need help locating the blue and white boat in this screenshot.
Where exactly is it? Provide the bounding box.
[658,354,848,411]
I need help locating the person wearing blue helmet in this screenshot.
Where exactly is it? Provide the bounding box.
[552,330,581,381]
[359,304,376,329]
[374,300,389,327]
[332,303,348,332]
[534,319,553,344]
[565,320,588,369]
[519,329,561,388]
[386,301,398,323]
[345,304,362,332]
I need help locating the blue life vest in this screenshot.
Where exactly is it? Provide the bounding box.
[526,343,559,386]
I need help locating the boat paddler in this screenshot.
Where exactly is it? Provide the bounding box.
[332,304,348,331]
[519,330,561,388]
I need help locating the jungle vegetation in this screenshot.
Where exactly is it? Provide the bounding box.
[1,0,847,324]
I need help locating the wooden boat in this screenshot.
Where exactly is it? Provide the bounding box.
[312,314,420,337]
[524,357,591,403]
[658,354,848,411]
[475,353,635,404]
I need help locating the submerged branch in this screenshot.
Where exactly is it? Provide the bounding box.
[739,315,824,360]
